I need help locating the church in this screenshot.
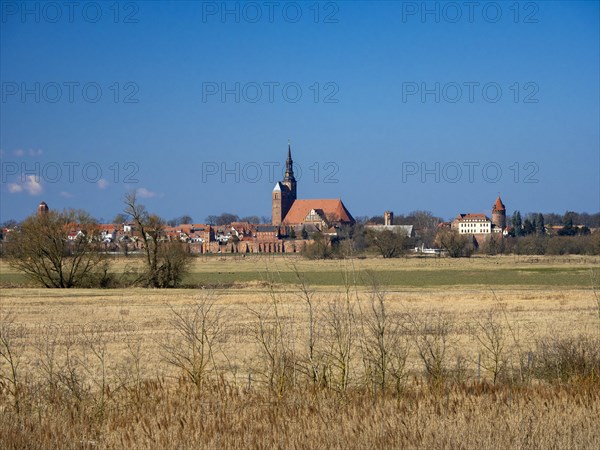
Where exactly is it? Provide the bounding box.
[271,143,354,232]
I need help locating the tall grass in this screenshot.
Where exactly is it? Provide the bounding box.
[1,378,598,449]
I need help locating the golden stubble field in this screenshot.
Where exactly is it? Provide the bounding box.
[1,255,599,381]
[1,255,599,449]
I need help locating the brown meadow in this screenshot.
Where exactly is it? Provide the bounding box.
[0,256,598,448]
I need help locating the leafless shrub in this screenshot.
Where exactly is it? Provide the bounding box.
[407,310,455,385]
[114,321,146,405]
[247,270,300,394]
[32,323,89,407]
[79,323,122,418]
[289,261,327,387]
[32,323,63,402]
[0,311,23,412]
[469,307,509,384]
[533,334,600,383]
[492,295,537,384]
[159,292,227,389]
[322,294,356,391]
[358,277,410,394]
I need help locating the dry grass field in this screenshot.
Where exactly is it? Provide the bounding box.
[0,255,599,448]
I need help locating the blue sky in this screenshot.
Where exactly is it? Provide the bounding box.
[1,0,599,223]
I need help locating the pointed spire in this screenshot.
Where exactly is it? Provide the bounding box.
[285,140,294,181]
[493,195,505,212]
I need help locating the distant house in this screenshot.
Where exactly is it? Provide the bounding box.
[452,213,492,235]
[451,196,508,236]
[67,230,85,241]
[98,224,118,243]
[256,225,280,241]
[365,224,414,237]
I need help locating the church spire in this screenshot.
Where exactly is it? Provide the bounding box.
[285,140,295,182]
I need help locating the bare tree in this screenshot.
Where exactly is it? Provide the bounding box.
[0,311,22,412]
[302,232,332,259]
[160,293,226,389]
[407,310,455,385]
[6,209,107,288]
[367,229,408,258]
[123,191,191,288]
[248,274,297,394]
[470,307,508,384]
[323,294,355,391]
[80,324,114,416]
[205,213,239,226]
[289,262,324,386]
[358,276,410,394]
[494,293,536,384]
[435,229,473,258]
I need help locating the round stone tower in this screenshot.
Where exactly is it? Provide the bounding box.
[37,201,49,216]
[492,196,506,229]
[384,211,394,226]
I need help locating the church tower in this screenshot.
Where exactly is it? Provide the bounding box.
[492,196,506,229]
[272,142,297,226]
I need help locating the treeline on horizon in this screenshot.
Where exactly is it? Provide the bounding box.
[2,210,599,229]
[356,210,600,229]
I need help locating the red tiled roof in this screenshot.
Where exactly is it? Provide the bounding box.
[230,222,251,227]
[178,225,193,234]
[493,196,506,211]
[282,199,354,225]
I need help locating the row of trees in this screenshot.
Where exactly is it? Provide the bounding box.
[205,213,271,226]
[484,234,600,256]
[304,226,598,260]
[4,209,597,233]
[303,227,413,260]
[111,213,272,228]
[511,211,592,237]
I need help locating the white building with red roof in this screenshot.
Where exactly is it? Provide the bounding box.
[452,213,492,234]
[451,196,508,235]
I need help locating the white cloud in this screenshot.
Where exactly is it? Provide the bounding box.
[97,178,109,189]
[60,191,74,198]
[10,148,42,157]
[137,187,156,198]
[23,175,43,195]
[8,175,43,195]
